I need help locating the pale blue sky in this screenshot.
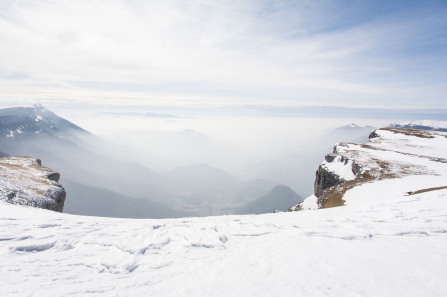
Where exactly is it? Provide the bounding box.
[0,0,446,121]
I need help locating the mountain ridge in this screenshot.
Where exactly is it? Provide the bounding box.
[0,105,294,217]
[0,104,88,139]
[290,124,447,211]
[237,185,303,214]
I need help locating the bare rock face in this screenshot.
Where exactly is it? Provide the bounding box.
[314,164,344,197]
[0,157,66,212]
[313,152,360,198]
[368,130,380,139]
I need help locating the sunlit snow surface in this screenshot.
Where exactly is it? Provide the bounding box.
[321,155,356,181]
[1,128,447,296]
[1,184,447,296]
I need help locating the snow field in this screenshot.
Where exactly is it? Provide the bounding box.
[1,127,447,296]
[1,177,447,297]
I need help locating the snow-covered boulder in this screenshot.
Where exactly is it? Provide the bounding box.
[0,156,66,212]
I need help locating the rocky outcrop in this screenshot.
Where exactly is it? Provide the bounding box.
[0,157,66,212]
[291,127,447,211]
[314,165,342,197]
[368,130,380,139]
[313,152,361,198]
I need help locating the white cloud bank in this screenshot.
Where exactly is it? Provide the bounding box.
[0,0,446,112]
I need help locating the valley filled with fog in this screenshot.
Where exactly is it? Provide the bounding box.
[100,115,381,197]
[66,110,389,216]
[0,105,388,218]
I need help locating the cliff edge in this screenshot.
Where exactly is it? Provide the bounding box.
[291,127,447,210]
[0,156,66,212]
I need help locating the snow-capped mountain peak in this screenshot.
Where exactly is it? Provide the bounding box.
[0,105,87,140]
[33,103,46,111]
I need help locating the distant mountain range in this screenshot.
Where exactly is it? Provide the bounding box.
[0,105,301,218]
[237,185,304,214]
[323,123,376,144]
[388,120,447,132]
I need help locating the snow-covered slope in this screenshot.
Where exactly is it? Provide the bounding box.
[296,127,447,209]
[1,127,447,296]
[1,183,447,296]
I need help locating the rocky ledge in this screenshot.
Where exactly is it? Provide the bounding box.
[0,156,66,212]
[291,127,447,210]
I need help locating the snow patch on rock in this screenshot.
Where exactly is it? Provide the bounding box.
[321,155,356,181]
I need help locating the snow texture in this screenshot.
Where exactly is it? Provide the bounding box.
[297,194,318,210]
[321,155,356,181]
[329,127,447,184]
[1,127,447,296]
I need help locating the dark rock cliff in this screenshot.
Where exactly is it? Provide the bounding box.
[313,152,361,198]
[314,164,344,197]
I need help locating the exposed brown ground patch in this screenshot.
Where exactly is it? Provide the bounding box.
[296,128,446,211]
[319,169,377,208]
[0,158,52,195]
[381,128,435,138]
[407,186,447,195]
[362,143,447,164]
[0,162,23,170]
[319,158,430,209]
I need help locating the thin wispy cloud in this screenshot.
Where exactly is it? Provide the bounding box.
[0,0,446,114]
